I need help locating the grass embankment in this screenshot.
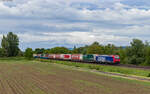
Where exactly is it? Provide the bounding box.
[38,59,150,78]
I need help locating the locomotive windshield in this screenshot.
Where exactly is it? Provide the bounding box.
[115,56,120,59]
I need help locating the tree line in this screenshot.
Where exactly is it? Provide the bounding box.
[1,32,150,66]
[31,39,150,66]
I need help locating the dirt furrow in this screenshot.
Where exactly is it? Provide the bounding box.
[0,79,9,94]
[30,73,57,94]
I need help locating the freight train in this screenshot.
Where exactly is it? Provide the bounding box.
[33,54,120,64]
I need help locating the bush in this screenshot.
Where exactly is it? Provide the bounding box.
[147,73,150,77]
[24,48,33,60]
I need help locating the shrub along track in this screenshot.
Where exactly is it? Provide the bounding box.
[50,62,150,82]
[93,71,150,82]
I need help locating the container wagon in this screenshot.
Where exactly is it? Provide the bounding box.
[48,54,55,59]
[62,54,71,60]
[54,54,62,60]
[71,54,83,61]
[83,54,98,62]
[42,54,49,59]
[37,54,42,58]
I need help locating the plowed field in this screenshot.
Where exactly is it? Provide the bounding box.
[0,59,150,94]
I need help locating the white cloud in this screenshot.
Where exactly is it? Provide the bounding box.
[0,0,150,49]
[18,30,131,46]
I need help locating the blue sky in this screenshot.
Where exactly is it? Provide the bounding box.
[0,0,150,50]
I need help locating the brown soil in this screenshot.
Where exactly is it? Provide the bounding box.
[0,61,149,94]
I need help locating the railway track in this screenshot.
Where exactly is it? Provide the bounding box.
[86,62,150,70]
[89,62,150,70]
[116,64,150,70]
[41,58,150,70]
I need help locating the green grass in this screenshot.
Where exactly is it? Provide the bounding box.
[38,59,150,90]
[38,59,150,78]
[0,57,26,61]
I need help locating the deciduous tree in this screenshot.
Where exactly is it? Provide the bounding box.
[1,32,19,57]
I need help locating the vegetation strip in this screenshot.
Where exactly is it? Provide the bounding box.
[38,59,150,81]
[54,62,150,82]
[94,71,150,82]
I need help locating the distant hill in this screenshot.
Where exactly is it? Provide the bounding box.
[68,48,73,50]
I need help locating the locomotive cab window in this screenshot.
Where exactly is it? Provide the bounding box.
[115,56,120,59]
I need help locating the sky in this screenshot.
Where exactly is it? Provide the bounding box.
[0,0,150,50]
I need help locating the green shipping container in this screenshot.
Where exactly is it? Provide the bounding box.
[83,54,96,62]
[40,54,44,59]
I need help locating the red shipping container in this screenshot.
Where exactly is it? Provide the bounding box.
[37,54,41,57]
[63,54,71,60]
[45,54,49,58]
[55,54,61,59]
[48,54,55,59]
[71,54,83,61]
